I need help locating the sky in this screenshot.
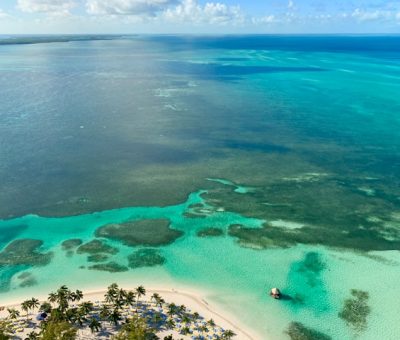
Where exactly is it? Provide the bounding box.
[0,0,399,34]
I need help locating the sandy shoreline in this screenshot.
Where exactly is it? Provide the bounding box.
[0,285,263,340]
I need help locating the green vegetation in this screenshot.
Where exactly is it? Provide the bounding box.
[196,228,224,237]
[286,322,332,340]
[61,239,83,251]
[339,289,371,333]
[95,219,183,247]
[40,321,77,339]
[127,248,166,269]
[0,320,12,339]
[88,262,128,272]
[0,239,52,266]
[113,315,158,339]
[76,240,118,255]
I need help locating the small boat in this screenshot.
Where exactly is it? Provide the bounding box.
[270,288,281,299]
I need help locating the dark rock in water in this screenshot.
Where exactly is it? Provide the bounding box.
[87,254,109,263]
[77,240,118,255]
[0,239,53,267]
[197,228,224,237]
[339,289,370,333]
[286,322,332,340]
[88,261,128,273]
[16,271,38,288]
[128,248,166,269]
[20,276,38,288]
[61,239,83,250]
[17,272,32,280]
[95,219,183,247]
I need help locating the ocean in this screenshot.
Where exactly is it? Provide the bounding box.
[0,35,399,339]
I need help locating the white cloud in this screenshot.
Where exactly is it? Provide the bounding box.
[252,15,276,25]
[288,0,294,10]
[0,9,10,18]
[163,0,244,25]
[17,0,76,15]
[351,8,392,22]
[86,0,180,16]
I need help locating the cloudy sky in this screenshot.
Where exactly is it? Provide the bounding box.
[0,0,399,34]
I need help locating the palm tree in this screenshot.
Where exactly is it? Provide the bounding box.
[48,292,57,305]
[74,310,87,327]
[109,308,122,326]
[151,293,165,310]
[135,285,146,311]
[30,298,40,314]
[179,304,187,315]
[105,283,119,305]
[200,324,209,333]
[165,318,175,330]
[105,289,116,305]
[223,329,236,339]
[72,290,83,302]
[79,302,94,315]
[21,300,31,321]
[88,317,101,333]
[150,293,160,304]
[207,319,216,328]
[65,308,79,323]
[182,315,191,326]
[180,326,191,335]
[25,331,39,340]
[7,308,20,320]
[40,302,52,314]
[124,291,136,309]
[99,305,111,321]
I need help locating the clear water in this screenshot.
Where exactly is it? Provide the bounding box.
[0,36,400,339]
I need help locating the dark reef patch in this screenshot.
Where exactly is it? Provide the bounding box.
[296,252,326,287]
[0,239,53,266]
[87,254,109,263]
[207,172,400,252]
[88,262,128,273]
[127,248,166,269]
[95,219,183,247]
[197,228,224,237]
[61,239,83,251]
[286,322,332,340]
[19,276,38,288]
[339,289,370,333]
[77,240,118,255]
[228,222,400,251]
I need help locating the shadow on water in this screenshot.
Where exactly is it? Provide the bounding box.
[161,61,326,80]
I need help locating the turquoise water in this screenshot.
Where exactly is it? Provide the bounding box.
[1,36,400,339]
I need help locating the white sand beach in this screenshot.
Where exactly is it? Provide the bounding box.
[0,285,263,340]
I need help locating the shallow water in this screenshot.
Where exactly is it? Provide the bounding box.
[0,35,400,339]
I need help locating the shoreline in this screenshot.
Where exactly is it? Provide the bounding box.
[0,284,263,340]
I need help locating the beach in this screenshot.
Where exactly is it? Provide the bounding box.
[0,284,262,340]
